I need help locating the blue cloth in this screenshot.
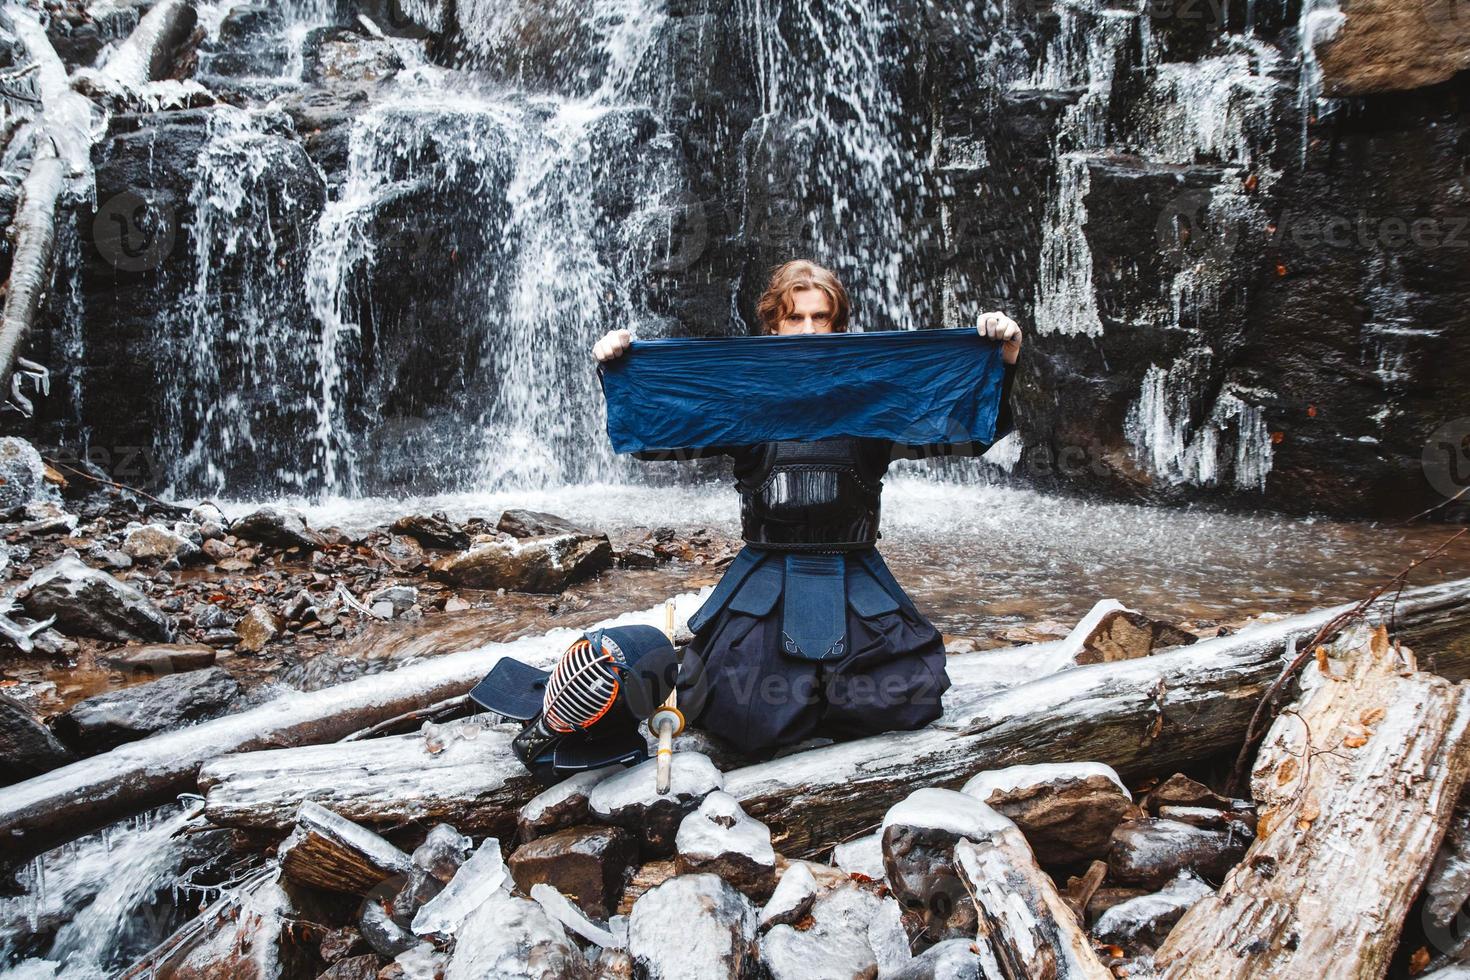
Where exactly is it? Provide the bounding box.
[597,328,1010,454]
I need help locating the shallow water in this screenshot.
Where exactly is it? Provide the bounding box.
[222,478,1470,642]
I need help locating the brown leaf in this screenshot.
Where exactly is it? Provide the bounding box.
[1343,733,1369,749]
[1149,713,1164,738]
[1257,807,1278,840]
[1276,758,1298,785]
[1410,946,1431,974]
[1315,646,1329,672]
[1360,707,1386,727]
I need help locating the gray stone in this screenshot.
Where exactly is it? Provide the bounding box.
[0,438,59,512]
[237,606,283,652]
[589,752,723,858]
[103,642,217,676]
[1107,818,1249,889]
[429,532,612,594]
[56,666,242,752]
[0,693,74,786]
[496,509,594,538]
[18,555,174,642]
[231,505,326,551]
[123,523,202,564]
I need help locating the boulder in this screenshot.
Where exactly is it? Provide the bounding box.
[1060,600,1197,665]
[429,533,613,594]
[832,833,886,880]
[761,883,911,979]
[103,642,217,677]
[508,824,637,919]
[674,791,777,901]
[961,762,1140,867]
[759,862,820,929]
[18,555,174,642]
[122,523,202,564]
[443,891,586,980]
[518,767,620,841]
[1107,817,1250,889]
[1092,870,1213,949]
[588,752,723,857]
[881,789,1013,941]
[55,666,242,752]
[367,585,418,619]
[1314,0,1470,96]
[317,954,379,980]
[627,874,756,980]
[360,898,418,959]
[496,509,594,538]
[231,505,326,551]
[0,437,59,511]
[390,512,470,549]
[0,692,74,785]
[305,26,406,84]
[886,938,985,980]
[236,606,283,653]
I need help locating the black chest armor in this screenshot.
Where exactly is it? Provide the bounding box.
[738,438,882,552]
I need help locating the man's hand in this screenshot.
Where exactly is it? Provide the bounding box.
[977,311,1023,365]
[593,329,632,362]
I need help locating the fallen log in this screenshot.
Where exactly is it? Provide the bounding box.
[1153,624,1470,978]
[954,836,1111,980]
[277,801,414,895]
[0,594,708,866]
[196,577,1470,856]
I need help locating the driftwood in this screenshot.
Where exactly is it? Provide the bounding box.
[277,801,414,895]
[0,597,707,865]
[955,836,1112,980]
[1153,624,1470,979]
[197,578,1470,856]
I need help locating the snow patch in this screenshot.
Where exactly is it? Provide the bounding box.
[962,762,1130,801]
[881,788,1015,839]
[676,791,774,866]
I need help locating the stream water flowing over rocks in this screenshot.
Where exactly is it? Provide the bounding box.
[2,0,1470,976]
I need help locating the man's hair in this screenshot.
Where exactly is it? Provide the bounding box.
[755,260,851,335]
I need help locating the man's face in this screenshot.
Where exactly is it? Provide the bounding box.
[776,287,836,335]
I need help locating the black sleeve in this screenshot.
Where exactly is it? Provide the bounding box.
[889,359,1019,462]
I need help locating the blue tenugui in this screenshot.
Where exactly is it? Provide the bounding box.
[597,328,1011,454]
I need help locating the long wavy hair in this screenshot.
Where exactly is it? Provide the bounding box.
[755,260,851,335]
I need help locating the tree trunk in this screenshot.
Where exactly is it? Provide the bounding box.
[277,801,414,895]
[1153,624,1470,979]
[955,835,1113,980]
[0,11,97,390]
[197,578,1470,857]
[74,0,197,95]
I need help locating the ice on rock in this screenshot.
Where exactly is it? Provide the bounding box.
[627,874,757,980]
[887,938,985,979]
[1093,871,1213,947]
[761,884,893,980]
[676,791,774,864]
[866,892,913,975]
[1058,599,1133,661]
[881,788,1015,839]
[962,762,1130,800]
[759,863,819,929]
[393,942,446,980]
[589,751,724,856]
[519,766,619,839]
[530,882,616,948]
[412,823,473,882]
[589,751,723,813]
[831,833,886,880]
[443,891,584,980]
[411,838,509,938]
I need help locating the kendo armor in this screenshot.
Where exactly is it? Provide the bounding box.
[739,438,881,551]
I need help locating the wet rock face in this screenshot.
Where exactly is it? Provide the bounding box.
[0,692,74,785]
[54,665,242,752]
[507,824,637,919]
[19,554,175,642]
